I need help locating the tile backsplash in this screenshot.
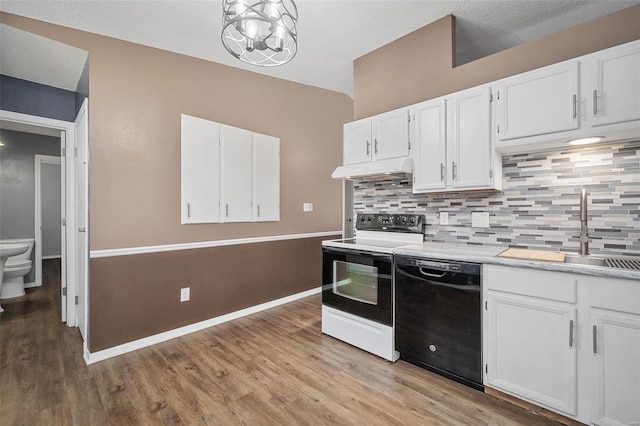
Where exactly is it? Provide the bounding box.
[353,141,640,256]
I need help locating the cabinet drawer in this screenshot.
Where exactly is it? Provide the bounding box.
[484,265,576,303]
[585,276,640,315]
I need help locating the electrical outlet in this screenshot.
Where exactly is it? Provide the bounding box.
[439,212,449,225]
[303,202,314,212]
[472,212,490,228]
[180,287,190,302]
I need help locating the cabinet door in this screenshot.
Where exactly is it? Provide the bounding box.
[449,87,493,190]
[253,133,280,222]
[373,108,409,161]
[343,119,372,165]
[496,62,579,140]
[180,114,220,224]
[220,125,253,222]
[591,313,640,426]
[486,294,577,416]
[592,43,640,127]
[411,99,447,192]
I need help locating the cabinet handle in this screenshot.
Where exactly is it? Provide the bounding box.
[366,140,370,156]
[569,320,574,347]
[187,202,191,218]
[257,204,260,217]
[440,163,445,181]
[572,94,577,119]
[452,162,457,180]
[374,139,378,154]
[225,203,229,218]
[592,325,597,354]
[593,90,598,116]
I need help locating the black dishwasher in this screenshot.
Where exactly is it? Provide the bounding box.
[395,255,482,390]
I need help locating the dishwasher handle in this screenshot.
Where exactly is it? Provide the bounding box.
[419,268,447,278]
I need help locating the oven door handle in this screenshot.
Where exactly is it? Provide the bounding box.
[419,268,447,278]
[323,247,393,261]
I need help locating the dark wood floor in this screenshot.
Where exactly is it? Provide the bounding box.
[1,261,572,425]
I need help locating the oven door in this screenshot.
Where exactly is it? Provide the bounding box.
[322,247,393,326]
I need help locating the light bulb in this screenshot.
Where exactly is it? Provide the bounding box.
[246,20,258,38]
[566,136,603,146]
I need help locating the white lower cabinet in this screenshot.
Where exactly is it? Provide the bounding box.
[484,264,640,425]
[484,265,577,416]
[585,275,640,426]
[590,313,640,426]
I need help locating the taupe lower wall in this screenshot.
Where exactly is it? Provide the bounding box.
[90,235,337,352]
[354,5,640,119]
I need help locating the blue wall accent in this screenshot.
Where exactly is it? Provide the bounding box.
[0,75,77,122]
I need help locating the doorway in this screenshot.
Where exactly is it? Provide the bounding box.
[0,108,87,335]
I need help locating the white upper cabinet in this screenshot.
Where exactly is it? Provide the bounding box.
[252,133,280,222]
[343,118,372,165]
[449,86,495,190]
[181,116,280,224]
[373,108,410,160]
[411,86,501,193]
[342,107,410,166]
[410,98,447,192]
[495,40,640,154]
[496,61,579,140]
[591,42,640,127]
[220,125,253,223]
[181,114,221,224]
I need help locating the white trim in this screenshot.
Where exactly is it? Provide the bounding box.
[0,109,76,328]
[35,154,62,290]
[84,286,321,365]
[42,255,62,260]
[90,230,342,258]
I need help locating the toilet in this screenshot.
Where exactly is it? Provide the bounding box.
[0,238,35,300]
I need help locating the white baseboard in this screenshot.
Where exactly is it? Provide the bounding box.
[84,286,321,365]
[23,281,40,289]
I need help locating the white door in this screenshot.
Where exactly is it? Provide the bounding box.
[180,114,221,224]
[373,108,409,161]
[592,43,640,127]
[449,87,492,190]
[496,62,579,140]
[591,313,640,426]
[252,133,280,222]
[220,125,253,222]
[343,119,372,165]
[411,98,447,192]
[75,99,89,340]
[486,294,577,416]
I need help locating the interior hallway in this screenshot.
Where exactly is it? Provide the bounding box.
[0,260,578,425]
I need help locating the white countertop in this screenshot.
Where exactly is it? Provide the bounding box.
[394,242,640,281]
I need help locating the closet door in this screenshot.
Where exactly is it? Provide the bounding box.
[220,125,253,222]
[181,114,220,224]
[253,133,280,222]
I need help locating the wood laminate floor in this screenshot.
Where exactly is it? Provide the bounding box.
[1,261,577,425]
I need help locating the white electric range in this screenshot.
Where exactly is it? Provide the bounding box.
[321,213,425,361]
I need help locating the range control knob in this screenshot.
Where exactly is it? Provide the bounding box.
[410,217,417,224]
[401,216,408,223]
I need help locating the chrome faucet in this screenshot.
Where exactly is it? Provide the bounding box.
[579,188,589,255]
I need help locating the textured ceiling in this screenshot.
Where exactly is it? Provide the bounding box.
[0,0,638,97]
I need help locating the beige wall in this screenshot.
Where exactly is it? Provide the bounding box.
[354,5,640,119]
[1,13,352,250]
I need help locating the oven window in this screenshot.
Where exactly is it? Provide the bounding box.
[332,261,378,305]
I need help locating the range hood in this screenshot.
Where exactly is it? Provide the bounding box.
[331,157,413,181]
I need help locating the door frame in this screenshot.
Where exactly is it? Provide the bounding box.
[34,154,64,317]
[1,109,79,327]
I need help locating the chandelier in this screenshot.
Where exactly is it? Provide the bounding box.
[221,0,298,67]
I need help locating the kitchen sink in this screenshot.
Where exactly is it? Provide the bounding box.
[564,254,640,270]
